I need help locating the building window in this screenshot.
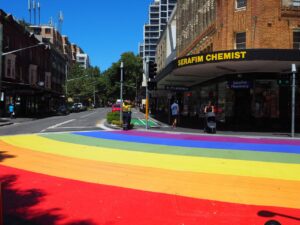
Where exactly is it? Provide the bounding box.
[236,0,246,9]
[45,28,51,34]
[235,32,246,49]
[5,54,16,79]
[29,64,37,85]
[293,31,300,49]
[293,0,300,7]
[45,72,51,89]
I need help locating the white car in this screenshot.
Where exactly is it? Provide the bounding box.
[71,103,86,112]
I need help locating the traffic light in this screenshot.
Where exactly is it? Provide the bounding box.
[148,61,157,79]
[147,81,157,90]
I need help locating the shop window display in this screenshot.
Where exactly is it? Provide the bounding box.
[200,84,217,114]
[217,82,227,122]
[252,80,279,119]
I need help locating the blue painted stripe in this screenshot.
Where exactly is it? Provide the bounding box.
[73,131,300,154]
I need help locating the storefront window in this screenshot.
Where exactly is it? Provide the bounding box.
[225,87,235,117]
[217,82,227,122]
[252,80,279,118]
[200,84,217,115]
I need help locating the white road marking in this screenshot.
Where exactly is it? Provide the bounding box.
[40,119,75,132]
[96,119,114,131]
[80,112,97,119]
[139,118,146,125]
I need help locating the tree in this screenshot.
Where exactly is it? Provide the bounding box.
[101,52,143,104]
[66,52,143,107]
[66,63,101,106]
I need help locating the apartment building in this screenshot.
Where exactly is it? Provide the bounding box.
[156,4,177,73]
[140,0,177,62]
[154,0,300,131]
[70,44,90,69]
[0,10,67,117]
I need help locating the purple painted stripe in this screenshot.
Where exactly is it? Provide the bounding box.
[113,130,300,146]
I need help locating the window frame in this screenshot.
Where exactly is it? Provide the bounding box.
[293,30,300,49]
[236,0,247,10]
[235,32,246,49]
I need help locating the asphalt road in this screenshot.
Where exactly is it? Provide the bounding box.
[0,107,111,136]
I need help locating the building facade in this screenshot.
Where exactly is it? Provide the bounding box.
[154,0,300,132]
[156,4,177,73]
[70,44,90,69]
[140,0,177,62]
[0,10,67,117]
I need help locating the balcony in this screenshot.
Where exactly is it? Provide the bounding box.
[281,0,300,17]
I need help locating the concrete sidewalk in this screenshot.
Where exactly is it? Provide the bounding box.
[106,111,300,139]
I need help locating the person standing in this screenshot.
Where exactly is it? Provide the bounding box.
[122,100,132,130]
[170,100,179,128]
[204,101,215,113]
[8,103,15,119]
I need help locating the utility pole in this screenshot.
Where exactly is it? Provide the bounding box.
[120,61,124,124]
[291,64,297,138]
[145,57,149,129]
[93,85,96,107]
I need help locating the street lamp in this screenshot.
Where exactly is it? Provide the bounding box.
[120,61,124,124]
[2,42,48,56]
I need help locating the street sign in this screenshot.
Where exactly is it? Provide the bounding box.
[277,79,290,86]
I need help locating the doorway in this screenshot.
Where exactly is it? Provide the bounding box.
[233,89,252,130]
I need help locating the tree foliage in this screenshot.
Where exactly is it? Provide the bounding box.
[100,52,143,104]
[67,52,143,106]
[66,63,101,105]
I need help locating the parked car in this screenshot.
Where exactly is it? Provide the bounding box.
[112,104,121,112]
[71,103,86,112]
[56,105,70,115]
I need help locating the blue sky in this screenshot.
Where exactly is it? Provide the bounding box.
[0,0,152,71]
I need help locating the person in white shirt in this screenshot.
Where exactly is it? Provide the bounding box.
[170,100,179,128]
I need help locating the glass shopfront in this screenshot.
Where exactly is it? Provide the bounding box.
[168,73,299,131]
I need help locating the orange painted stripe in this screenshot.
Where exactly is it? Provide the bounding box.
[1,140,300,209]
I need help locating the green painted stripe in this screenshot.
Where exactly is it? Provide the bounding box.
[131,118,157,127]
[41,133,300,164]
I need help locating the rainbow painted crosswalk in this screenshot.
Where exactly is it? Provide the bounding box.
[0,130,300,225]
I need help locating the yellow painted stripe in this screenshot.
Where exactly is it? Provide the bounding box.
[2,135,300,181]
[1,140,300,209]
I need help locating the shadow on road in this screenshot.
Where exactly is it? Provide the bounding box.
[1,174,97,225]
[0,151,15,162]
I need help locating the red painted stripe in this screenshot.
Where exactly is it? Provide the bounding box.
[0,182,2,225]
[1,165,299,225]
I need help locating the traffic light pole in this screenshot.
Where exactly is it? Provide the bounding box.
[120,61,124,124]
[291,64,296,138]
[145,57,149,130]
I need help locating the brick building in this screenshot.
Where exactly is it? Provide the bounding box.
[0,10,66,117]
[154,0,300,131]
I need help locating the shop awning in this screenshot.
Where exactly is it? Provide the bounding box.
[156,49,300,89]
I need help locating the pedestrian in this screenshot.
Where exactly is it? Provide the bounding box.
[204,101,215,113]
[203,101,216,132]
[8,103,15,119]
[170,100,179,128]
[122,100,132,130]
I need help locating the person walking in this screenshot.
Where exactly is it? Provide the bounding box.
[8,103,15,119]
[170,100,179,128]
